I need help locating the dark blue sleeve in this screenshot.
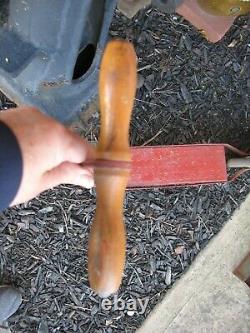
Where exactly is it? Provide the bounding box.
[0,120,23,211]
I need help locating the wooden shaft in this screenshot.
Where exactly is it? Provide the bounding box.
[88,40,137,297]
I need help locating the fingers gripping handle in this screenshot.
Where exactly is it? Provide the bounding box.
[88,40,137,297]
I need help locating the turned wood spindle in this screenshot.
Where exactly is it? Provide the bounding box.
[88,40,137,297]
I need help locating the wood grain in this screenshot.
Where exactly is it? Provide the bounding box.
[88,40,137,297]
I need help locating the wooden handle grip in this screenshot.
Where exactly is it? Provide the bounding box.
[88,40,137,297]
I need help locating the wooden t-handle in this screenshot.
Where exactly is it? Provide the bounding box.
[88,40,137,297]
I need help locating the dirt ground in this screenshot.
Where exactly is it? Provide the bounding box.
[0,6,249,333]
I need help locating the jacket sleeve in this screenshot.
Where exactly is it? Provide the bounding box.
[0,120,22,211]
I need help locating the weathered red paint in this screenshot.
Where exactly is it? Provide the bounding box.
[129,144,228,188]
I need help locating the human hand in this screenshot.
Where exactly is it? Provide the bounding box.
[0,106,95,206]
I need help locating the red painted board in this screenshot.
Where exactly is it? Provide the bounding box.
[129,145,227,188]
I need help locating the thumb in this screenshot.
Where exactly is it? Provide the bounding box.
[43,162,94,189]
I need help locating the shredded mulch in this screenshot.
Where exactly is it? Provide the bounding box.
[0,6,249,333]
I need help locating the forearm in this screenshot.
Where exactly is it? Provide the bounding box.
[0,106,94,208]
[0,120,23,211]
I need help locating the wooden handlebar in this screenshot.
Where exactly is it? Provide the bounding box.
[88,40,137,297]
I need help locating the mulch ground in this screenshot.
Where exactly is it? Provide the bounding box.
[0,6,250,333]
